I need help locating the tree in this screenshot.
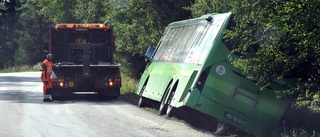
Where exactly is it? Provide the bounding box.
[152,0,194,26]
[14,0,51,66]
[104,0,163,78]
[73,0,109,23]
[188,0,320,112]
[105,0,194,78]
[0,0,23,69]
[32,0,78,23]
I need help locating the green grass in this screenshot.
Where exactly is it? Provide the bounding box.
[280,129,318,137]
[120,75,138,95]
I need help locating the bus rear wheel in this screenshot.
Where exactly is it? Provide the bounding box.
[166,91,175,117]
[138,85,146,107]
[159,98,167,115]
[159,85,171,115]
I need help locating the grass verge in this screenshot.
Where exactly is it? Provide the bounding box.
[0,63,42,73]
[120,75,138,95]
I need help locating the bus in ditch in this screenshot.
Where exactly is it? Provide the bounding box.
[135,12,292,136]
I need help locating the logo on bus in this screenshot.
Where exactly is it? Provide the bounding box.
[216,65,226,75]
[228,54,238,62]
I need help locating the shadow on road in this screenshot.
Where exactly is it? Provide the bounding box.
[120,94,249,137]
[0,89,128,105]
[0,76,40,83]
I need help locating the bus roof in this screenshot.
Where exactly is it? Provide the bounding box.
[167,12,232,27]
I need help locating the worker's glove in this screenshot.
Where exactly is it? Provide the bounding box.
[41,63,47,70]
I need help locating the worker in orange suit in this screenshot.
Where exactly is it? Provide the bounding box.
[41,53,55,102]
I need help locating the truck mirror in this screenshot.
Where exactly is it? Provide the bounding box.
[145,46,155,60]
[43,42,49,53]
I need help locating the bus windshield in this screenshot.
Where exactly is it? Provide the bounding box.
[153,18,221,65]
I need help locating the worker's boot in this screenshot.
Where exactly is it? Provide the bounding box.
[43,89,53,102]
[43,95,50,102]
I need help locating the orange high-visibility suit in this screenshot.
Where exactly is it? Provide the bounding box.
[41,59,54,95]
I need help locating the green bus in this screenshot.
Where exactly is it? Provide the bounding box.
[136,12,291,136]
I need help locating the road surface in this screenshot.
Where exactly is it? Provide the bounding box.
[0,72,215,137]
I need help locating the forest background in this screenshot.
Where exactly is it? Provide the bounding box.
[0,0,319,136]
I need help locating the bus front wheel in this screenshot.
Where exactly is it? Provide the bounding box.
[138,96,145,107]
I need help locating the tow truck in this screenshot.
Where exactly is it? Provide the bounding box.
[46,23,121,100]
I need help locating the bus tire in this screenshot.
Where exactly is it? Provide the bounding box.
[159,97,167,115]
[166,105,173,117]
[159,84,171,115]
[138,85,146,107]
[166,91,175,117]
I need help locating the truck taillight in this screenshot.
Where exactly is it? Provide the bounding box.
[52,78,74,88]
[105,78,121,87]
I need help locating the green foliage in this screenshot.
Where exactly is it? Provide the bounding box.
[152,0,193,26]
[14,0,50,66]
[189,0,320,135]
[120,74,138,95]
[108,0,193,78]
[105,0,163,78]
[189,0,320,112]
[108,0,163,55]
[73,0,109,23]
[238,1,319,112]
[187,0,233,17]
[32,0,78,23]
[0,0,23,69]
[278,106,320,136]
[281,129,318,137]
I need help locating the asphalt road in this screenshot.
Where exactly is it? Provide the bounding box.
[0,72,215,137]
